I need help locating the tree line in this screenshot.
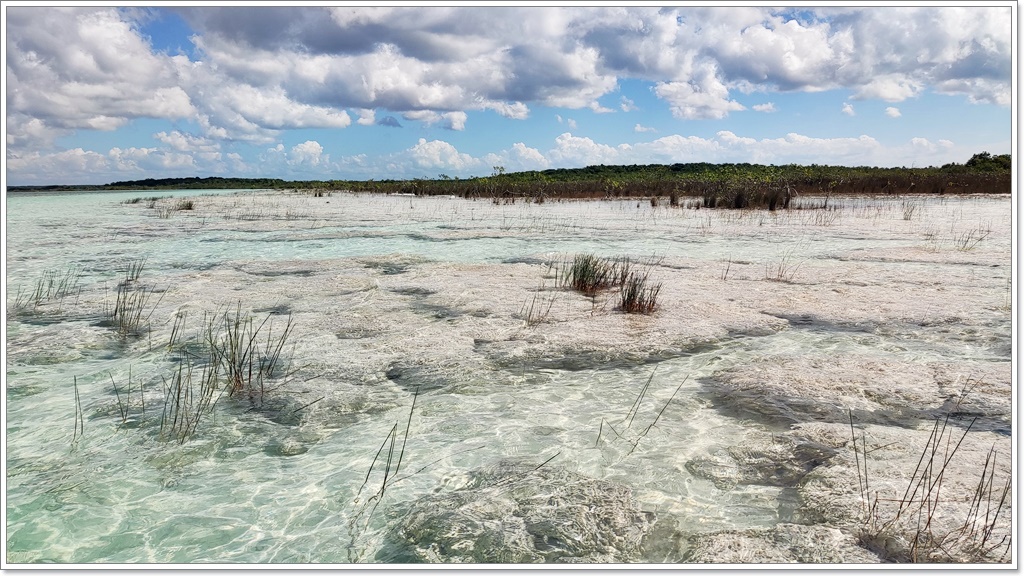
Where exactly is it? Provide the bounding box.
[7,153,1010,209]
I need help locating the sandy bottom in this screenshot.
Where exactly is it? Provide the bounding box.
[5,190,1013,565]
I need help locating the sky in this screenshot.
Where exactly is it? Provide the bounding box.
[3,3,1015,186]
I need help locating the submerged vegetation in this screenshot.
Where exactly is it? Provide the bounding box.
[93,302,298,445]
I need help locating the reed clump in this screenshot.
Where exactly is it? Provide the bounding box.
[851,411,1012,563]
[159,358,221,444]
[557,254,661,314]
[106,258,163,337]
[619,270,661,314]
[9,265,83,317]
[208,303,295,407]
[559,254,628,296]
[99,302,298,443]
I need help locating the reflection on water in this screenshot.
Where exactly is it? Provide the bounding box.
[5,190,1012,563]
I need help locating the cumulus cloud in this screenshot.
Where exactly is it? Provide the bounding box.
[6,8,195,144]
[548,133,628,166]
[355,108,376,126]
[634,124,657,133]
[885,106,902,118]
[377,116,403,128]
[855,74,922,102]
[402,110,467,130]
[654,62,746,119]
[408,138,481,171]
[842,102,855,116]
[288,140,326,167]
[7,148,110,182]
[4,5,1011,183]
[153,130,220,156]
[752,103,776,113]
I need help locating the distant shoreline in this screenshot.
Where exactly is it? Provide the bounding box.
[6,157,1011,210]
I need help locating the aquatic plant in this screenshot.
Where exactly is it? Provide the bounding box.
[953,227,991,251]
[556,254,661,314]
[596,368,686,456]
[721,257,733,281]
[110,366,144,428]
[72,376,84,445]
[902,200,918,221]
[159,358,222,444]
[175,198,196,211]
[107,259,163,337]
[9,265,83,316]
[209,303,295,407]
[559,253,624,296]
[348,385,422,561]
[764,249,803,283]
[851,411,1012,563]
[618,270,661,314]
[518,282,558,326]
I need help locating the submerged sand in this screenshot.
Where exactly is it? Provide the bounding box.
[6,190,1013,564]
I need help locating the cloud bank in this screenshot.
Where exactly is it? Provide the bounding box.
[4,6,1011,183]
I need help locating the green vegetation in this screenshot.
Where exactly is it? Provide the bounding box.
[560,254,627,296]
[9,154,1010,208]
[619,270,661,314]
[558,254,662,314]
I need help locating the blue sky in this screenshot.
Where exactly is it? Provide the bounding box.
[4,4,1014,185]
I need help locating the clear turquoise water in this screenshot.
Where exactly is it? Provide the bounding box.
[4,190,1012,564]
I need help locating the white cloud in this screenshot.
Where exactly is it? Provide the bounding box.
[854,74,922,102]
[752,103,776,113]
[885,107,902,118]
[6,148,110,182]
[634,124,657,133]
[153,131,220,155]
[842,102,855,116]
[567,118,578,129]
[288,140,326,167]
[547,133,627,166]
[5,115,70,149]
[4,5,1011,184]
[654,62,746,119]
[356,108,376,126]
[6,8,195,140]
[484,101,530,120]
[408,138,481,171]
[402,110,467,130]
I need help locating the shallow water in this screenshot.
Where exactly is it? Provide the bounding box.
[4,190,1012,564]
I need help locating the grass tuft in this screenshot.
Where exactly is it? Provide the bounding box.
[107,258,163,337]
[852,411,1012,563]
[619,269,661,314]
[209,303,296,407]
[9,265,83,316]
